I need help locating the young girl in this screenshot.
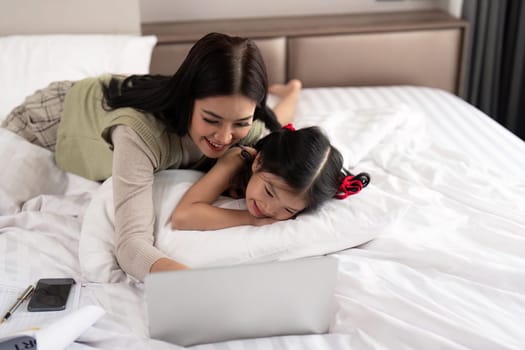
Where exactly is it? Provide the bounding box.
[171,125,370,230]
[1,32,301,280]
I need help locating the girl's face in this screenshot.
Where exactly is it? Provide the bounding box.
[245,155,308,220]
[189,95,256,158]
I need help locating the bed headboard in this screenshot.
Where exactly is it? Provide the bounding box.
[143,10,468,96]
[1,3,467,96]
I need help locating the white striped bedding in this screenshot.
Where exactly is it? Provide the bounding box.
[1,86,524,350]
[296,86,525,179]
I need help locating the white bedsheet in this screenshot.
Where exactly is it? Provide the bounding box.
[1,86,525,350]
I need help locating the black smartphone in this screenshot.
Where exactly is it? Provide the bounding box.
[27,278,76,312]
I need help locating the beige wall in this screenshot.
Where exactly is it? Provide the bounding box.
[0,0,463,36]
[0,0,141,35]
[140,0,463,23]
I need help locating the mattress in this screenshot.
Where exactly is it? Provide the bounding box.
[1,85,524,350]
[296,86,525,178]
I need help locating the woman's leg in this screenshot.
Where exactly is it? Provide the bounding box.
[1,81,73,151]
[268,79,302,125]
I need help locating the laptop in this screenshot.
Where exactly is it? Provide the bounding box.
[144,257,339,347]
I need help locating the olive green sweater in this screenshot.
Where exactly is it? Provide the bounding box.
[55,75,265,280]
[56,74,263,181]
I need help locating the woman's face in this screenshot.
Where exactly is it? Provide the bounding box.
[189,95,256,158]
[244,155,308,220]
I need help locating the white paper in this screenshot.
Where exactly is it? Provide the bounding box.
[36,305,105,350]
[0,281,80,337]
[0,305,105,350]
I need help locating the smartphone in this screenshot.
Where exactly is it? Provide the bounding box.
[27,278,76,312]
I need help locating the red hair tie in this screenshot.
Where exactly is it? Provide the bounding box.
[335,172,370,199]
[282,123,295,131]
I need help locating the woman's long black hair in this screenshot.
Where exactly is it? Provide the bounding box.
[231,126,370,212]
[101,32,280,135]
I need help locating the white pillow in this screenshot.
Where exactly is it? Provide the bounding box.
[0,128,66,214]
[0,34,157,120]
[0,128,99,214]
[79,169,409,283]
[296,104,424,167]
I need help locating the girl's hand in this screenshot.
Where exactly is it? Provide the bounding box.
[220,146,258,199]
[217,145,257,167]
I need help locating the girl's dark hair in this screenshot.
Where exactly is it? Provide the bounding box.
[101,32,280,135]
[233,126,370,212]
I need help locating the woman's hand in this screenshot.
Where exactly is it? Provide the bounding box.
[150,257,189,273]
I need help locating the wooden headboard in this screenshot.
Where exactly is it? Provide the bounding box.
[142,10,468,96]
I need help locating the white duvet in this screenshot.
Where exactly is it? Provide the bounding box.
[1,95,525,349]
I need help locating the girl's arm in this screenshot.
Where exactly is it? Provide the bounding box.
[171,147,274,230]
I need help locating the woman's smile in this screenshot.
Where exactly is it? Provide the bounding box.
[204,137,230,152]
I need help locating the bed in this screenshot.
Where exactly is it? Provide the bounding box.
[2,4,525,350]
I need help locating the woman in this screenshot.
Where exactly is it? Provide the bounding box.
[1,32,302,281]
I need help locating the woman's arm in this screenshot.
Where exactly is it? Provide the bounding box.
[112,126,188,279]
[171,147,274,230]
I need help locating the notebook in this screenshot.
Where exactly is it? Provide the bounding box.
[144,257,339,347]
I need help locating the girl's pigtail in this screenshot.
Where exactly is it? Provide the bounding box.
[335,169,370,199]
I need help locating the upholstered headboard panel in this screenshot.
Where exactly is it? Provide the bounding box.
[149,37,287,84]
[287,29,463,91]
[143,10,468,96]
